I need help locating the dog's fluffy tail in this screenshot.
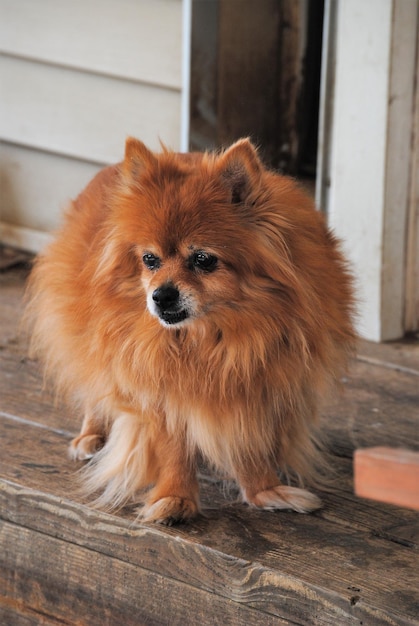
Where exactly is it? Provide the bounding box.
[80,413,154,510]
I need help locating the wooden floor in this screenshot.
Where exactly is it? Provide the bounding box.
[1,261,419,626]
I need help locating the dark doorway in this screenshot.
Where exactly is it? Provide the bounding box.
[190,0,324,179]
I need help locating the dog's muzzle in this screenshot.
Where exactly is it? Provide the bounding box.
[151,283,190,325]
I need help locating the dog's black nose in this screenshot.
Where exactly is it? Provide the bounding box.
[152,284,180,311]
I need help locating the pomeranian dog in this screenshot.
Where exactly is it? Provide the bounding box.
[26,137,355,524]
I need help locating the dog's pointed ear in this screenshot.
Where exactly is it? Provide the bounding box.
[123,137,158,179]
[217,138,263,205]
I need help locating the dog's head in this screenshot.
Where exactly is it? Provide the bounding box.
[99,137,299,332]
[111,137,269,329]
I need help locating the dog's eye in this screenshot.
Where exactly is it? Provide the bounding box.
[142,253,161,270]
[191,251,218,272]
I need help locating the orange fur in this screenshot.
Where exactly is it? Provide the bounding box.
[25,138,356,523]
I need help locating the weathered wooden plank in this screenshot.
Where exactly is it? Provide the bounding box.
[354,447,419,511]
[0,600,48,626]
[323,359,419,457]
[1,412,419,626]
[312,457,419,548]
[0,607,52,626]
[358,338,419,375]
[1,520,289,626]
[0,354,76,436]
[0,418,76,496]
[1,477,418,626]
[0,55,181,165]
[0,0,183,90]
[0,267,81,435]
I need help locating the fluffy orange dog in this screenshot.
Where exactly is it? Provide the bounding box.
[26,138,355,524]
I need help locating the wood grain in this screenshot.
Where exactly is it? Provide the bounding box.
[1,521,290,626]
[1,419,419,626]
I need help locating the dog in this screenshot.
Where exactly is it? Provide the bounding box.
[25,137,355,524]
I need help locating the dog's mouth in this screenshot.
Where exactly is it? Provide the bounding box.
[159,309,190,326]
[147,284,194,327]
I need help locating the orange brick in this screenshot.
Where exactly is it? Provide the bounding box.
[354,447,419,510]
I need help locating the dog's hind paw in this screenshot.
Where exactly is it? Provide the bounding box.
[139,496,199,525]
[69,434,104,461]
[245,485,322,514]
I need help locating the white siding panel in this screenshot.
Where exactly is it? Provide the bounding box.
[0,0,182,90]
[0,55,182,164]
[0,143,102,232]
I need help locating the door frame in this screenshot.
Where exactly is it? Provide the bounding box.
[317,0,419,341]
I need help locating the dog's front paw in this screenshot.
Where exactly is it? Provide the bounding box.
[139,496,199,525]
[69,434,104,461]
[245,485,322,514]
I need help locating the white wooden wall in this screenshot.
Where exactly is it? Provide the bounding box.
[0,0,188,250]
[320,0,418,341]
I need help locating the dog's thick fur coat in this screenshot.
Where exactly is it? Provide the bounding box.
[26,138,356,523]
